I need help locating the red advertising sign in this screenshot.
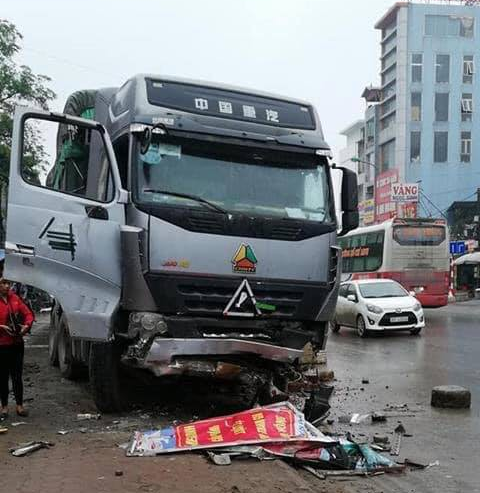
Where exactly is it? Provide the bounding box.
[175,406,296,447]
[126,403,333,456]
[375,169,399,223]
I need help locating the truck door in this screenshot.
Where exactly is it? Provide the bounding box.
[5,107,127,341]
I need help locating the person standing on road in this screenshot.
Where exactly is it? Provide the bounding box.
[0,276,34,418]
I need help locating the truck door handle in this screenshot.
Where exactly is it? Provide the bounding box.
[85,206,109,220]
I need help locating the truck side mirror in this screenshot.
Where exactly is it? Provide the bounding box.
[337,167,359,237]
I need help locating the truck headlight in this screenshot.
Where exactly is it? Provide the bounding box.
[366,304,382,314]
[413,302,422,312]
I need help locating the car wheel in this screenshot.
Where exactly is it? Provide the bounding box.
[330,320,341,333]
[410,327,422,335]
[356,315,369,338]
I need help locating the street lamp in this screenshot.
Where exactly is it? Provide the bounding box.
[350,156,379,170]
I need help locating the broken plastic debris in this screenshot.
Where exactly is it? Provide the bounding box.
[11,422,28,427]
[10,441,54,457]
[207,452,232,466]
[77,413,101,421]
[0,427,8,434]
[339,413,370,424]
[57,430,69,435]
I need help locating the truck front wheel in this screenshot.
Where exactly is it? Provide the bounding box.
[89,341,124,413]
[57,315,83,379]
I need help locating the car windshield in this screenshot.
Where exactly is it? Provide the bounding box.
[134,136,332,222]
[359,282,408,298]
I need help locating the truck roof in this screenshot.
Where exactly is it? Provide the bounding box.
[93,74,330,151]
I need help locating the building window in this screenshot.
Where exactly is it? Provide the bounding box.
[366,185,374,200]
[365,119,375,143]
[410,131,421,163]
[436,54,450,83]
[358,184,364,201]
[425,15,474,38]
[411,54,422,83]
[461,93,473,121]
[434,131,448,163]
[435,92,449,121]
[411,92,422,121]
[461,131,471,163]
[463,55,474,84]
[380,140,395,171]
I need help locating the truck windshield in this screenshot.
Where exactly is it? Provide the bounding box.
[134,136,332,222]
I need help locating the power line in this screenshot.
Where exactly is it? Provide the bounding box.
[419,190,448,220]
[22,45,117,79]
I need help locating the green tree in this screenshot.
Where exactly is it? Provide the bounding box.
[0,19,56,183]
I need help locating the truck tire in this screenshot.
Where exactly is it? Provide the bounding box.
[48,310,59,367]
[89,341,124,413]
[57,315,83,379]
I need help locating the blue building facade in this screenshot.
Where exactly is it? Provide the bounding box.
[405,2,480,215]
[376,1,480,216]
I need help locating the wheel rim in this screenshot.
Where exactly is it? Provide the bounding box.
[357,317,366,336]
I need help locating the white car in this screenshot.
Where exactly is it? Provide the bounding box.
[333,279,425,337]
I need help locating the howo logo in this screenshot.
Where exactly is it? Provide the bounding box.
[232,244,257,274]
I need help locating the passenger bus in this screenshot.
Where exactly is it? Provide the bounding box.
[338,218,449,307]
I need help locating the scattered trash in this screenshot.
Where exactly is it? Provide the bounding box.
[57,430,69,435]
[117,442,129,450]
[126,402,405,477]
[403,458,428,469]
[362,379,370,384]
[339,413,370,424]
[0,427,8,434]
[427,460,440,468]
[77,413,101,421]
[373,435,390,445]
[115,470,124,477]
[391,424,406,456]
[78,427,88,433]
[431,385,471,409]
[371,413,387,423]
[10,441,54,457]
[11,422,28,427]
[207,452,232,466]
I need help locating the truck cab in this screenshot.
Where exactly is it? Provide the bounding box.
[5,75,358,412]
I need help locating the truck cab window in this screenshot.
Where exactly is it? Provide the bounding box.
[22,117,114,203]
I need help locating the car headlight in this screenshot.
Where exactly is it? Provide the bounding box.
[413,302,422,312]
[366,304,382,314]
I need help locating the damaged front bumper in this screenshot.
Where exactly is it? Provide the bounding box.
[127,337,305,377]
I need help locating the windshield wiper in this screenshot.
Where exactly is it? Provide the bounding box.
[143,189,228,215]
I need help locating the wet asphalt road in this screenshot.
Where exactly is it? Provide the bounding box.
[327,299,480,493]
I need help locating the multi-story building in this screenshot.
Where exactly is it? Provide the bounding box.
[340,0,480,221]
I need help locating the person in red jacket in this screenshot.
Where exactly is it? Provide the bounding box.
[0,276,34,418]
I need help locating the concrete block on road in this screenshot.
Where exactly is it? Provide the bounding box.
[431,385,471,409]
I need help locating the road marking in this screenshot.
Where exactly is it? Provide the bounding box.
[25,344,48,349]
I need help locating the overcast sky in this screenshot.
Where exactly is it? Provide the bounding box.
[4,0,396,157]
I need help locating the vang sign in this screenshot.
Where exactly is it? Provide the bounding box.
[391,183,419,203]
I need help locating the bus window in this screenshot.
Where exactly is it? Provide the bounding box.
[393,226,445,246]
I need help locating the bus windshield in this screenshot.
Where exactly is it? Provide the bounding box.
[134,136,332,223]
[393,225,446,246]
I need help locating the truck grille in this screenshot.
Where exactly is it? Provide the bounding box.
[145,273,330,320]
[178,283,302,317]
[379,311,417,327]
